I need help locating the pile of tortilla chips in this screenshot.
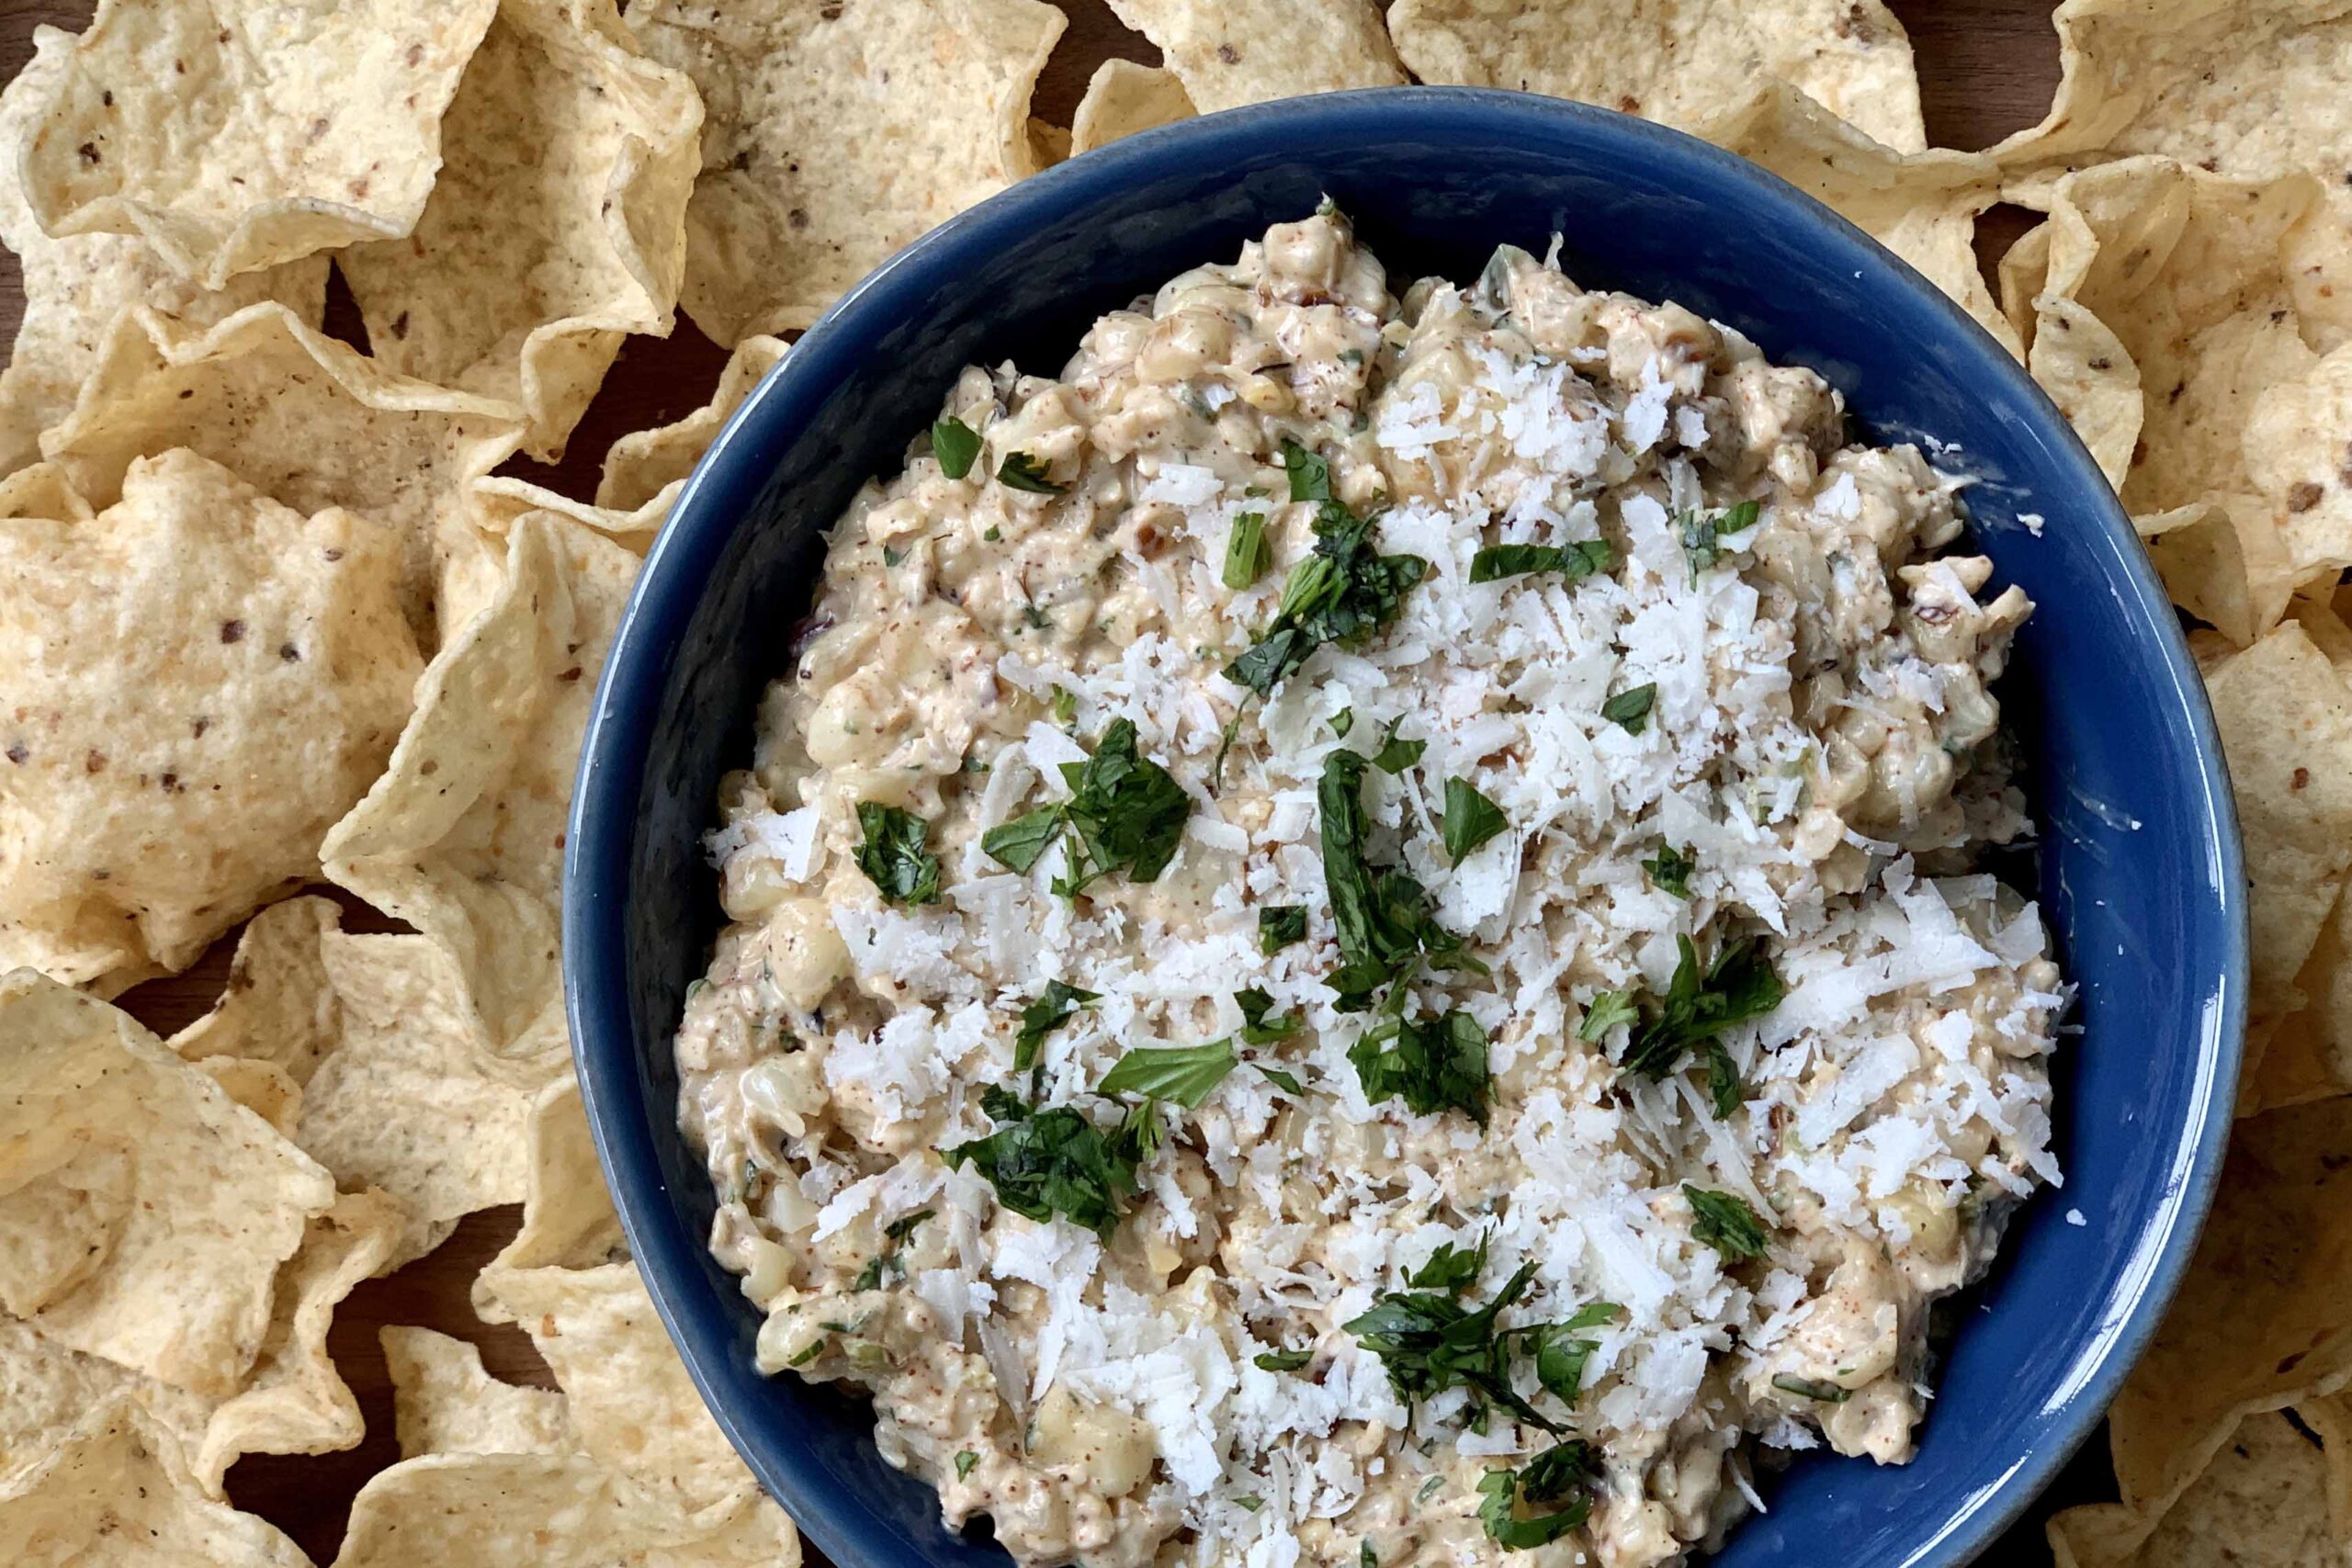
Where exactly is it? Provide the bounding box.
[1,0,2347,1562]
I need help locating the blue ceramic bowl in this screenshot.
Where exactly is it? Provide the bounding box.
[568,89,2245,1568]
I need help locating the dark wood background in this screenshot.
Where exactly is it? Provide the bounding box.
[0,1,2083,1561]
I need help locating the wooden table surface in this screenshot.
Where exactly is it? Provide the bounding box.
[0,1,2087,1562]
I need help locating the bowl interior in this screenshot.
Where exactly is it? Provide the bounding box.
[567,90,2244,1568]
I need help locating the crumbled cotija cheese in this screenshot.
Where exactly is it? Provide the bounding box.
[675,213,2065,1568]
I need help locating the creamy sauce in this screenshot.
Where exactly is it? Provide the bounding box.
[675,215,2064,1568]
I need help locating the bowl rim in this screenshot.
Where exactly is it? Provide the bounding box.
[566,85,2247,1568]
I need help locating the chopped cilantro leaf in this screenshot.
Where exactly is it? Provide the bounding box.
[1050,685,1078,725]
[1235,987,1298,1045]
[1371,716,1425,774]
[1577,989,1637,1042]
[1052,717,1191,895]
[1346,1261,1555,1433]
[1098,1038,1238,1109]
[1771,1374,1853,1404]
[1259,904,1308,953]
[851,1208,936,1291]
[930,415,980,479]
[1406,1233,1487,1293]
[1222,502,1426,715]
[1704,1040,1745,1118]
[982,525,1001,542]
[1643,841,1695,897]
[1600,682,1657,735]
[882,544,905,567]
[1684,1184,1771,1260]
[1318,749,1482,1012]
[955,1450,979,1480]
[944,1096,1143,1235]
[980,807,1064,874]
[1224,511,1272,590]
[1254,1347,1313,1371]
[1330,706,1355,738]
[1362,1543,1378,1568]
[1477,1442,1596,1550]
[996,451,1067,493]
[1349,1007,1490,1124]
[1255,1063,1306,1095]
[1678,498,1762,584]
[1441,778,1509,861]
[1468,537,1615,584]
[852,803,941,906]
[1617,934,1783,1079]
[1282,437,1331,502]
[1013,980,1098,1073]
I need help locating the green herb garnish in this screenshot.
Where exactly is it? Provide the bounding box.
[1407,1234,1487,1292]
[1678,498,1761,584]
[1684,1184,1771,1260]
[1254,1347,1313,1372]
[1526,1303,1620,1404]
[1476,1441,1595,1550]
[1097,1039,1238,1109]
[944,1095,1145,1236]
[1255,1063,1306,1094]
[955,1450,979,1479]
[997,450,1067,493]
[1224,511,1271,590]
[1235,987,1297,1045]
[931,415,980,479]
[1330,707,1355,738]
[1050,685,1078,725]
[1577,989,1637,1042]
[1600,682,1657,735]
[1441,778,1508,861]
[853,803,941,906]
[1350,1008,1490,1123]
[1370,717,1425,774]
[1013,980,1098,1073]
[1643,841,1695,898]
[1282,437,1330,502]
[851,1208,935,1291]
[979,719,1190,895]
[1704,1041,1745,1118]
[1616,934,1783,1080]
[1318,749,1480,1011]
[1771,1374,1853,1404]
[1259,904,1307,953]
[1468,537,1615,585]
[1345,1262,1554,1433]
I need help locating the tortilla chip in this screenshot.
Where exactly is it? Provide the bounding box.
[483,1262,745,1510]
[0,972,336,1398]
[1069,61,1197,157]
[2050,1400,2352,1568]
[2138,500,2297,650]
[1388,0,1923,151]
[40,303,525,634]
[1996,0,2352,296]
[2004,158,2352,588]
[1703,85,2012,355]
[192,1058,304,1139]
[0,452,419,993]
[339,0,702,462]
[2029,296,2141,486]
[626,0,1064,343]
[472,1076,625,1325]
[2245,342,2352,580]
[2107,1098,2352,1517]
[1112,0,1403,113]
[383,1326,578,1461]
[297,932,560,1267]
[0,1401,309,1567]
[2202,626,2352,1066]
[0,463,88,523]
[322,512,641,1059]
[595,334,789,512]
[333,1453,799,1568]
[0,27,326,474]
[17,0,498,289]
[168,897,345,1088]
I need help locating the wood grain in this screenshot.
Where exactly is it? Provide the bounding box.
[0,2,2095,1562]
